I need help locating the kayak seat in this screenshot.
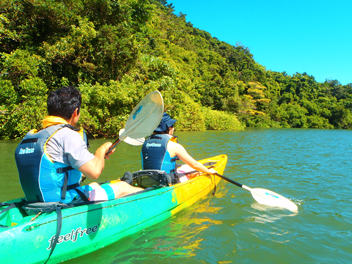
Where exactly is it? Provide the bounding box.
[132,170,174,188]
[120,171,133,185]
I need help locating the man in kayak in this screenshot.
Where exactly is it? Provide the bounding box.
[15,86,143,204]
[141,112,217,183]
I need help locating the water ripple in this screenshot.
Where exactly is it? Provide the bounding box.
[2,128,352,263]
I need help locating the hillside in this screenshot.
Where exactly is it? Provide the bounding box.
[1,0,351,139]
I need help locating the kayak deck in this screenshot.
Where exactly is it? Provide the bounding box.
[0,154,227,264]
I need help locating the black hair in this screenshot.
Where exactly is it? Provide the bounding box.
[47,86,82,120]
[154,130,167,134]
[154,126,173,134]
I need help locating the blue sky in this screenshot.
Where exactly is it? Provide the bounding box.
[166,0,352,85]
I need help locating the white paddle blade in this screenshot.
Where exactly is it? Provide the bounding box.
[119,129,145,146]
[249,187,298,212]
[120,91,164,140]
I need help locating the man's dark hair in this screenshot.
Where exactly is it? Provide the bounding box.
[47,86,82,120]
[154,128,170,134]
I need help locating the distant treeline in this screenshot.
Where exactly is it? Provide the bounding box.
[1,0,351,139]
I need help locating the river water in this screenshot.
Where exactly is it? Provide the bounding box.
[1,128,351,263]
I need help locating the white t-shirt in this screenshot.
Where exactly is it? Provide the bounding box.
[46,127,95,169]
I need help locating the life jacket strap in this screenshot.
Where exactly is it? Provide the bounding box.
[67,183,89,202]
[58,167,71,201]
[56,166,90,203]
[56,166,73,174]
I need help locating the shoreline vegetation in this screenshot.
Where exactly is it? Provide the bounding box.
[1,0,351,139]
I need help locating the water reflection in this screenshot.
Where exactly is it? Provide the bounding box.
[2,128,352,263]
[249,203,298,223]
[65,198,228,264]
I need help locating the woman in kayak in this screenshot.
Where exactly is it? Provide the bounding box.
[140,112,217,183]
[15,86,143,204]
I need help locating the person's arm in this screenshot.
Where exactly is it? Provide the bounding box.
[78,142,115,180]
[169,142,216,175]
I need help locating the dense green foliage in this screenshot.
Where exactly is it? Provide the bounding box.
[0,0,351,139]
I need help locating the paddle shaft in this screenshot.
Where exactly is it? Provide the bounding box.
[179,166,297,211]
[215,173,243,188]
[182,170,243,188]
[106,138,123,154]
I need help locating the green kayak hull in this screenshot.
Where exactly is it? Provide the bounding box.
[0,155,227,263]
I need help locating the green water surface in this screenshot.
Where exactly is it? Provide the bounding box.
[1,128,351,263]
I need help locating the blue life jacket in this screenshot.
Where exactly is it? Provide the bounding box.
[141,134,178,173]
[15,125,88,203]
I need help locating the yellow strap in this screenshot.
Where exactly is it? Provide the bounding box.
[42,116,84,137]
[170,136,178,143]
[29,129,38,134]
[41,116,84,163]
[42,116,67,129]
[77,128,84,138]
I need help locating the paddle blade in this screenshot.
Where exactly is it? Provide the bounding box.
[249,187,298,212]
[119,129,145,146]
[120,91,164,140]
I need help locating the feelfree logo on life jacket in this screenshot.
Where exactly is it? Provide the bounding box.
[19,148,35,154]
